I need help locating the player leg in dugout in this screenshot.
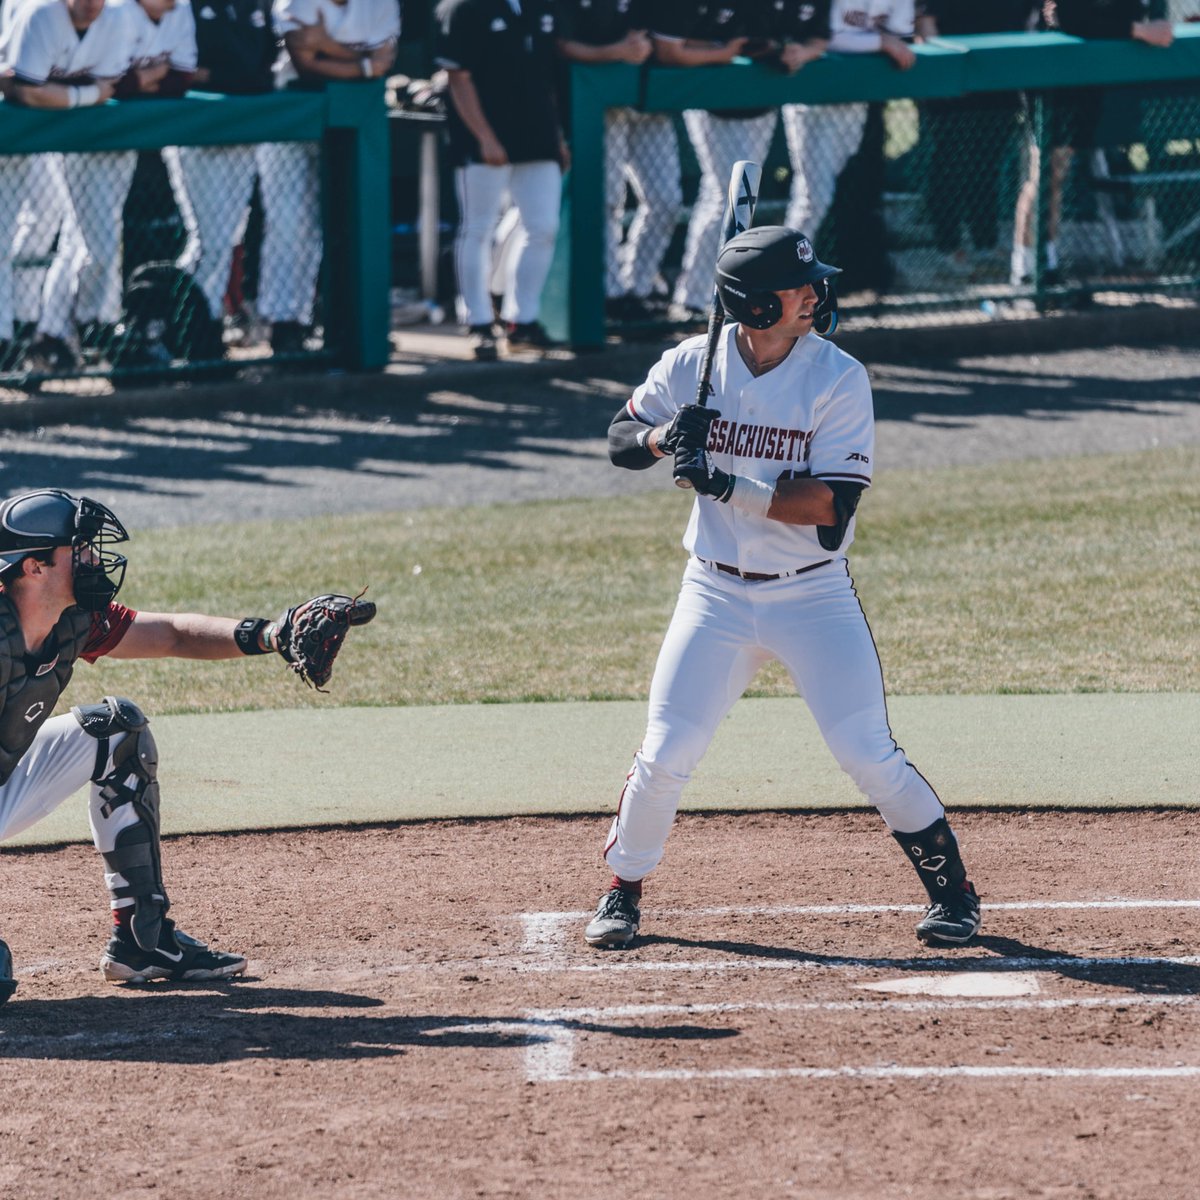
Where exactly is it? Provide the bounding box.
[585,225,982,953]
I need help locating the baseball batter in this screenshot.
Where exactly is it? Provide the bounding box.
[585,225,981,951]
[0,488,375,1003]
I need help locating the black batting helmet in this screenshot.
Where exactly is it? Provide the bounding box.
[0,489,128,609]
[715,226,841,334]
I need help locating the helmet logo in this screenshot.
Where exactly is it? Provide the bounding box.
[24,701,45,723]
[796,238,814,263]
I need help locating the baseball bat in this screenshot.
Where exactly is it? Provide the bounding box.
[674,158,762,490]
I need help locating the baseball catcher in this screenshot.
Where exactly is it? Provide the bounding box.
[0,489,376,1003]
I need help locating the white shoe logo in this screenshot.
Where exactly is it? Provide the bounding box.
[158,949,183,962]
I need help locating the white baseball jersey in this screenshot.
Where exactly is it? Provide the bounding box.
[272,0,399,84]
[625,325,875,574]
[828,0,914,51]
[112,0,199,72]
[1,0,132,83]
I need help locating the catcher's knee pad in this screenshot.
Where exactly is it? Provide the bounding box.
[74,697,167,952]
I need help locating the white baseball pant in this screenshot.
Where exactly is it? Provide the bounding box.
[782,102,869,238]
[454,160,561,327]
[37,151,138,339]
[164,144,262,321]
[257,141,322,325]
[0,714,142,877]
[605,108,681,300]
[672,110,777,313]
[0,156,32,339]
[12,154,70,326]
[603,558,946,883]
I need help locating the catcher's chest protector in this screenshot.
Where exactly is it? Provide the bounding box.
[0,597,91,784]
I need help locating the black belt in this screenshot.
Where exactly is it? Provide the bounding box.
[702,558,831,582]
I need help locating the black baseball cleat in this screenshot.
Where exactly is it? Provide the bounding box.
[468,324,498,361]
[100,918,247,984]
[585,887,641,949]
[504,320,558,353]
[915,882,981,946]
[0,937,17,1004]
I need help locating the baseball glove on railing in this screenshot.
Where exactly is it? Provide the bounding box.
[270,590,377,691]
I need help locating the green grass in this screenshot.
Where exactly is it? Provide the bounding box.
[62,443,1199,715]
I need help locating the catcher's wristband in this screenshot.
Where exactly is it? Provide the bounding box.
[234,617,273,655]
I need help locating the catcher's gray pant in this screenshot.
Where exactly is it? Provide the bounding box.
[257,141,322,325]
[782,102,869,239]
[38,151,138,340]
[0,714,145,886]
[672,110,777,313]
[606,108,681,300]
[603,558,946,882]
[454,161,561,327]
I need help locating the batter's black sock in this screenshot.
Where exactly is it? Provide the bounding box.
[892,817,970,903]
[611,875,642,899]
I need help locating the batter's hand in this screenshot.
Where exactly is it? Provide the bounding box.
[658,404,720,455]
[673,448,733,499]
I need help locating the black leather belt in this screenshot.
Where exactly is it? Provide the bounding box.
[702,558,832,582]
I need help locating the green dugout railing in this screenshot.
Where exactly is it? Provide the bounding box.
[0,80,390,373]
[546,27,1200,348]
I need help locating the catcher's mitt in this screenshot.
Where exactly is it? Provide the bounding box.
[271,591,377,691]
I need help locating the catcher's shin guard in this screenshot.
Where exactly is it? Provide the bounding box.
[74,697,169,953]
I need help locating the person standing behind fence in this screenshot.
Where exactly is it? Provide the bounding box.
[436,0,566,361]
[1009,0,1173,287]
[0,0,73,367]
[782,1,916,247]
[914,1,1037,274]
[33,0,196,370]
[161,0,278,360]
[652,0,778,325]
[269,0,398,356]
[1,0,133,372]
[556,0,677,326]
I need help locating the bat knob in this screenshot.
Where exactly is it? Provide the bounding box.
[674,477,695,491]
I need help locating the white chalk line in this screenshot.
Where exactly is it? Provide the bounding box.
[519,898,1200,970]
[511,953,1200,976]
[554,1065,1200,1083]
[519,995,1200,1083]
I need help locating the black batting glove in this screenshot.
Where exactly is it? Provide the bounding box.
[657,404,721,455]
[673,448,735,500]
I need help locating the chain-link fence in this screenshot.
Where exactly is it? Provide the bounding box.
[597,81,1200,338]
[1,141,328,394]
[0,84,389,398]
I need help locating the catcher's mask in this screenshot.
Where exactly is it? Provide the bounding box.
[715,225,841,334]
[0,489,128,610]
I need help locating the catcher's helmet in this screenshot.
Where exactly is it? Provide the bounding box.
[0,489,128,609]
[715,226,841,334]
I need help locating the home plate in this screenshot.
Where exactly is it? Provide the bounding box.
[858,972,1043,998]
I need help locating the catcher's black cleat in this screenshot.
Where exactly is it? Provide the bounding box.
[0,937,17,1004]
[100,918,247,984]
[585,887,641,949]
[915,882,981,946]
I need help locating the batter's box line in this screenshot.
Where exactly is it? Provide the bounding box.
[518,997,1200,1084]
[518,899,1200,969]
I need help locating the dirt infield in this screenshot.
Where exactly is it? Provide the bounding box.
[2,808,1198,1199]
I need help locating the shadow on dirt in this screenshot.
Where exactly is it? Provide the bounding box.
[0,984,738,1063]
[639,932,1200,995]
